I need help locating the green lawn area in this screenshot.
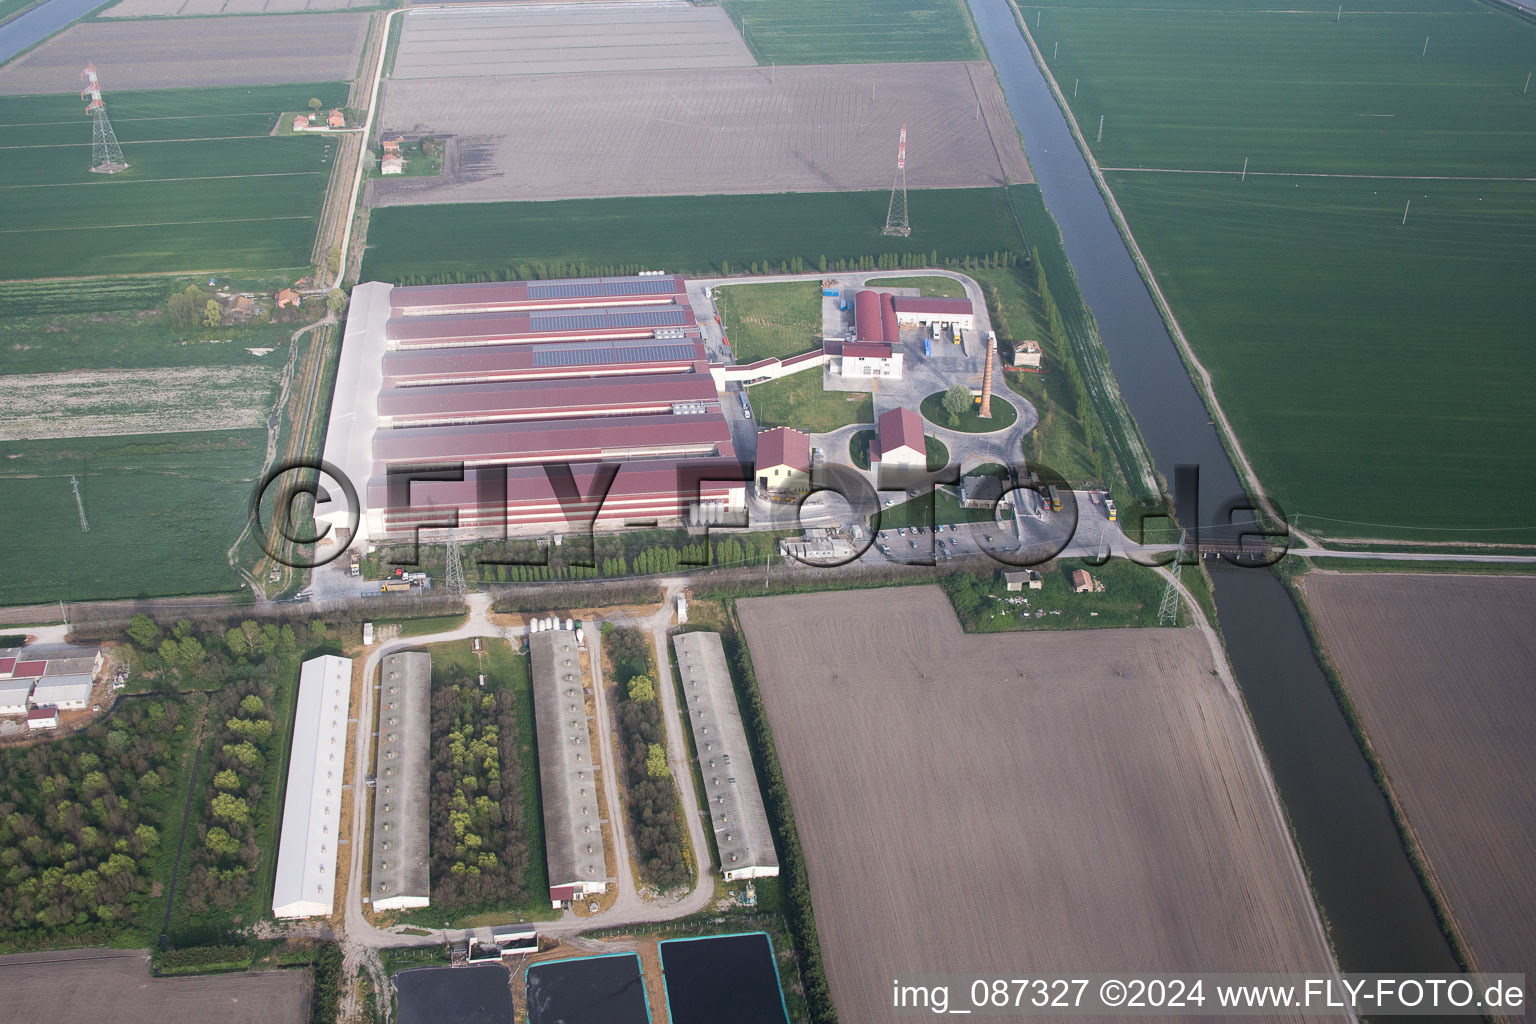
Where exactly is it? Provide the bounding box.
[1035,0,1536,176]
[920,390,1018,432]
[863,275,969,298]
[722,0,981,65]
[361,187,1031,283]
[944,558,1171,631]
[747,370,872,433]
[715,281,823,363]
[0,429,266,605]
[0,84,345,279]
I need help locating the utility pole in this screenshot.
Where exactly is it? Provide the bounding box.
[80,63,127,173]
[1402,199,1411,225]
[1336,5,1341,21]
[445,536,466,597]
[1241,156,1248,181]
[1073,78,1079,98]
[1053,41,1058,60]
[1036,10,1040,27]
[1524,71,1531,95]
[1096,115,1104,142]
[882,124,911,237]
[70,475,89,532]
[1422,36,1429,57]
[1158,531,1188,626]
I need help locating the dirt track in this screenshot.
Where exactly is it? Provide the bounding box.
[0,14,369,95]
[737,586,1334,1024]
[1302,571,1536,975]
[369,61,1030,205]
[0,948,309,1024]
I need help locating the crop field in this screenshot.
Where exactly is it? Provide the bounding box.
[0,84,344,279]
[0,429,265,605]
[1303,571,1536,975]
[1103,172,1536,541]
[104,0,379,16]
[722,0,982,65]
[369,61,1027,205]
[0,13,368,94]
[714,281,822,363]
[391,4,754,78]
[1023,0,1536,541]
[362,186,1032,283]
[0,366,276,440]
[0,949,309,1024]
[737,587,1335,1023]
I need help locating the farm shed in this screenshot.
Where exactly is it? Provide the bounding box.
[874,407,925,470]
[754,426,811,496]
[272,655,353,918]
[529,630,606,906]
[1012,339,1042,368]
[28,675,92,709]
[672,632,778,881]
[892,295,974,331]
[370,652,431,911]
[1002,570,1042,592]
[1072,570,1096,594]
[0,679,34,715]
[26,707,58,730]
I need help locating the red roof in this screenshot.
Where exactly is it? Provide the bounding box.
[382,339,706,387]
[549,885,576,902]
[378,373,718,426]
[391,275,686,317]
[880,292,899,343]
[877,407,924,456]
[853,289,883,343]
[891,295,973,316]
[27,707,57,722]
[755,427,811,473]
[13,661,45,678]
[841,341,892,359]
[374,412,731,466]
[386,304,696,348]
[0,657,15,675]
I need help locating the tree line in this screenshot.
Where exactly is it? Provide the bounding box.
[606,626,689,888]
[425,663,532,912]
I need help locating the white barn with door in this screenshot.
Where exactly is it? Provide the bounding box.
[272,655,353,919]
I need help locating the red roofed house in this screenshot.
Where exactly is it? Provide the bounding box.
[1072,569,1096,594]
[276,288,300,309]
[327,108,346,129]
[754,426,811,497]
[382,136,402,156]
[381,154,404,175]
[874,407,926,471]
[292,114,309,132]
[26,707,58,730]
[550,884,576,909]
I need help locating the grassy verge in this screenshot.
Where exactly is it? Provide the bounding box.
[863,275,969,298]
[747,371,871,433]
[715,281,823,363]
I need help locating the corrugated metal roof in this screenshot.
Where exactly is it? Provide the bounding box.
[368,456,748,509]
[878,406,925,455]
[530,276,679,299]
[892,295,973,315]
[387,304,696,347]
[529,307,689,332]
[374,412,731,465]
[379,373,718,420]
[755,427,810,473]
[531,341,697,367]
[382,339,704,384]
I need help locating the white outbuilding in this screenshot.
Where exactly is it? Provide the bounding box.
[29,674,93,710]
[272,655,353,919]
[0,679,34,715]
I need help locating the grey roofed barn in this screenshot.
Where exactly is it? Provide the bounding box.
[529,630,606,898]
[370,652,431,910]
[672,632,778,880]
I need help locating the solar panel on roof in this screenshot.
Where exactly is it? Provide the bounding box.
[530,342,695,367]
[529,309,689,332]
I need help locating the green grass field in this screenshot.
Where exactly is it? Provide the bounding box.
[1034,0,1536,175]
[1022,0,1536,541]
[1105,172,1536,540]
[864,275,969,298]
[747,370,872,434]
[0,84,346,279]
[360,187,1030,283]
[722,0,981,65]
[0,429,265,605]
[715,281,823,363]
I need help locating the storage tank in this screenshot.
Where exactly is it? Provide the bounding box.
[564,617,574,632]
[530,619,541,633]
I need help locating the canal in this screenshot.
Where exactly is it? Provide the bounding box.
[0,0,109,66]
[966,0,1459,977]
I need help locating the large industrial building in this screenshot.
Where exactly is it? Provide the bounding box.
[529,629,607,907]
[370,652,431,911]
[0,643,103,715]
[273,655,352,919]
[320,274,748,543]
[672,632,778,881]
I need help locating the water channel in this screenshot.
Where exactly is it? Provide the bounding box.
[966,0,1459,977]
[0,0,108,66]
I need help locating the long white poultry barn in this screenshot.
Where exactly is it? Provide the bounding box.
[272,655,353,919]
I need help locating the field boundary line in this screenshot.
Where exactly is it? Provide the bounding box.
[1009,0,1313,544]
[0,171,323,189]
[0,214,312,233]
[1101,166,1536,182]
[2,134,279,149]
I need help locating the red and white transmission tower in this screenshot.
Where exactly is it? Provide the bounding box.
[882,123,910,237]
[81,63,128,174]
